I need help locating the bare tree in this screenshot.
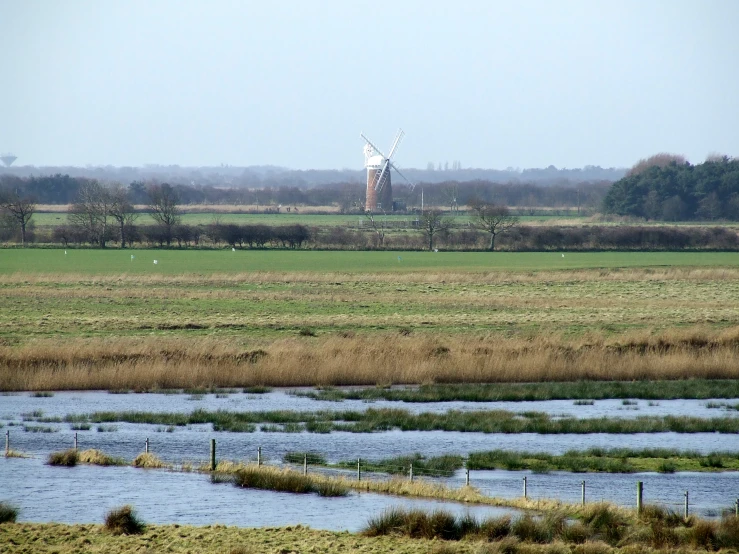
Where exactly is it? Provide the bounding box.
[68,180,112,247]
[419,209,452,251]
[470,200,518,251]
[108,184,138,248]
[365,211,387,248]
[148,183,180,246]
[0,191,35,246]
[443,183,460,213]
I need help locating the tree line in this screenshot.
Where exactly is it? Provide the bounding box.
[0,174,610,213]
[603,155,739,220]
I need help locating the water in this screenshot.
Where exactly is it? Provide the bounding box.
[2,390,737,419]
[4,389,739,523]
[0,456,515,530]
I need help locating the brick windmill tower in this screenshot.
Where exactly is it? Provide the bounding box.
[360,129,413,212]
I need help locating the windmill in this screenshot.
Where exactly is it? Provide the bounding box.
[360,129,414,211]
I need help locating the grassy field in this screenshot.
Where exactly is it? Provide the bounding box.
[1,251,739,390]
[3,249,739,275]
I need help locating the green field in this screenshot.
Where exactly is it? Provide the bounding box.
[2,249,739,275]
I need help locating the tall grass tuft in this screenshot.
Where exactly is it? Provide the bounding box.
[47,448,78,466]
[104,505,145,535]
[78,449,126,466]
[0,501,18,523]
[231,465,347,496]
[132,452,167,469]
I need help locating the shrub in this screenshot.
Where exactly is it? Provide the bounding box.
[47,449,78,466]
[0,501,18,523]
[104,505,145,535]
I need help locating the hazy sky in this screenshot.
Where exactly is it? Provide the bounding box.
[1,0,737,170]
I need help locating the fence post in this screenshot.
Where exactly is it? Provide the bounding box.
[523,476,527,499]
[735,498,738,517]
[145,437,149,454]
[5,430,8,455]
[581,480,586,506]
[74,432,78,451]
[684,491,689,519]
[210,438,216,471]
[465,467,470,487]
[637,481,643,514]
[409,463,413,482]
[303,454,308,476]
[357,458,361,481]
[257,446,261,466]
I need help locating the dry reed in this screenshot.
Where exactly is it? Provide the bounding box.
[2,327,739,391]
[132,453,168,469]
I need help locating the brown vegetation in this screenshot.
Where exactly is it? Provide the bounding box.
[2,326,739,391]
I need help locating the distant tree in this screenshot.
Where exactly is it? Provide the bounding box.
[419,209,452,251]
[0,191,36,246]
[365,211,387,248]
[469,199,519,251]
[147,183,180,246]
[68,180,112,247]
[108,184,138,248]
[626,153,687,177]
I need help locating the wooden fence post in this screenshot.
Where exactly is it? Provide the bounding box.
[523,476,527,499]
[5,430,8,455]
[684,491,689,519]
[357,458,361,481]
[74,432,78,451]
[581,480,585,506]
[145,437,149,454]
[257,446,262,466]
[409,463,413,482]
[210,439,216,471]
[465,468,470,487]
[303,454,307,476]
[637,481,643,514]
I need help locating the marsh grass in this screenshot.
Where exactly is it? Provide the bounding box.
[337,454,464,477]
[78,448,126,466]
[4,449,29,458]
[47,448,78,466]
[104,505,145,535]
[283,451,327,465]
[467,449,739,473]
[132,452,168,469]
[0,501,18,523]
[232,465,348,496]
[65,407,739,436]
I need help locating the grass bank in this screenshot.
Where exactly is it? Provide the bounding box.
[64,407,739,434]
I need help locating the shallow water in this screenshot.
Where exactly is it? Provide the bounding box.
[2,390,738,420]
[0,457,515,530]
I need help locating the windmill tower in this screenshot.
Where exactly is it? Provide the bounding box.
[0,153,17,167]
[360,129,414,211]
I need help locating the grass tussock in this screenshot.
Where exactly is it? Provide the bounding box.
[132,452,168,469]
[104,505,145,535]
[4,449,29,458]
[47,448,78,466]
[78,449,126,466]
[0,501,18,523]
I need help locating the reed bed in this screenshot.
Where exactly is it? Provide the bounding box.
[3,330,739,391]
[64,407,739,435]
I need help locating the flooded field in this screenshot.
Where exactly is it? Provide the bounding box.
[4,388,739,523]
[0,457,514,530]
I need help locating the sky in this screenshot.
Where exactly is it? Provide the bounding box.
[1,0,738,170]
